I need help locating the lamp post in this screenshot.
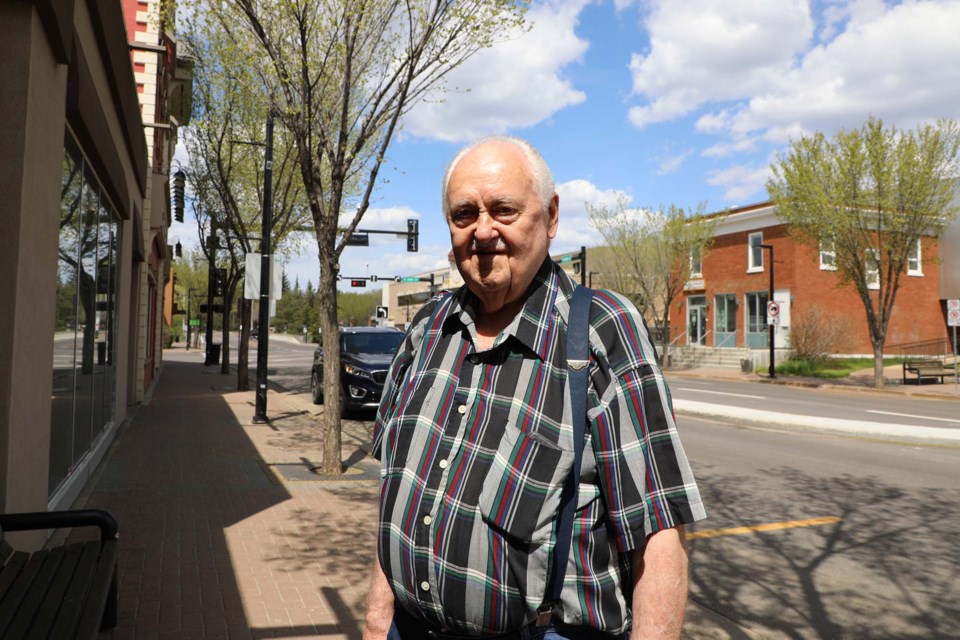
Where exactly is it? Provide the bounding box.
[204,218,218,365]
[186,288,197,351]
[252,109,275,424]
[759,244,775,379]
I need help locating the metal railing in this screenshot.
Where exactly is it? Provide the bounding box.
[889,338,954,360]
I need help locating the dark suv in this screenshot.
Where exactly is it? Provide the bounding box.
[311,326,404,414]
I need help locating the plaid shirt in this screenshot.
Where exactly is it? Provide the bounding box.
[372,259,705,636]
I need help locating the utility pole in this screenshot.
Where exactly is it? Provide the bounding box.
[252,110,274,424]
[186,288,197,350]
[760,244,775,379]
[204,217,217,365]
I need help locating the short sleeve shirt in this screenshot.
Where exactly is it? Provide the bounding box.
[372,259,706,636]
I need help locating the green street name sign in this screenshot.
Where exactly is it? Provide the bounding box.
[189,319,201,327]
[401,276,420,283]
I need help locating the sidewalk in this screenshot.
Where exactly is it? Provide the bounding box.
[74,347,379,639]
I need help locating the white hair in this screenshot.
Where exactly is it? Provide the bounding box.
[441,136,555,217]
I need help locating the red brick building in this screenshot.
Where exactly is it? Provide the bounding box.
[670,202,949,357]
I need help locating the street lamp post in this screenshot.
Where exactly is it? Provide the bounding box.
[204,218,217,365]
[186,288,197,351]
[252,110,275,424]
[760,244,775,379]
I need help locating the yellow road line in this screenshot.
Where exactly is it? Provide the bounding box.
[687,516,842,540]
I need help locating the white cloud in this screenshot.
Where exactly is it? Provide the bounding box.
[727,1,960,138]
[706,164,772,203]
[630,1,960,145]
[554,179,626,250]
[628,0,813,127]
[402,0,590,142]
[655,150,692,175]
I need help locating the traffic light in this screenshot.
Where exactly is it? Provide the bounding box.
[214,268,227,296]
[407,218,418,252]
[350,279,366,288]
[172,170,185,223]
[369,275,378,283]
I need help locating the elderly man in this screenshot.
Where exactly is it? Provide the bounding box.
[364,136,705,640]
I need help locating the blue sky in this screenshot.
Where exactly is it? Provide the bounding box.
[174,0,960,292]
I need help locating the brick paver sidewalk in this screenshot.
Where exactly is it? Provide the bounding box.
[74,348,378,639]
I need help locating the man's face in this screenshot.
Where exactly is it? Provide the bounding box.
[445,142,558,312]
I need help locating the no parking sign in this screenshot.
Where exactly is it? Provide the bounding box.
[767,300,780,326]
[948,299,960,327]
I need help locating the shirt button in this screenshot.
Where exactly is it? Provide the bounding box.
[438,459,448,469]
[457,405,467,415]
[423,514,432,525]
[469,355,480,365]
[420,581,430,592]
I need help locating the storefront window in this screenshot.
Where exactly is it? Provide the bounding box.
[50,134,121,497]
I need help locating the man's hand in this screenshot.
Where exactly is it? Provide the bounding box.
[630,525,689,640]
[363,560,395,640]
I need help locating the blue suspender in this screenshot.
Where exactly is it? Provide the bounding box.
[538,285,593,625]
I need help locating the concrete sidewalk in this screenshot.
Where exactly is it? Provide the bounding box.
[65,346,764,639]
[667,364,960,445]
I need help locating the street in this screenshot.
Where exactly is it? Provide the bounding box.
[236,336,960,638]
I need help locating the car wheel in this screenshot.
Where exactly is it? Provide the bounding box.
[311,371,323,404]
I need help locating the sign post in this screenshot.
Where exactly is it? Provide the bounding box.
[948,299,960,387]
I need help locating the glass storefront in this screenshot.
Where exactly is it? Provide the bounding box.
[50,134,120,497]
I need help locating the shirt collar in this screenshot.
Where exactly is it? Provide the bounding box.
[444,258,575,360]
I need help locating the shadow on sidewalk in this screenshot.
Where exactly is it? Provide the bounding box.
[68,353,376,639]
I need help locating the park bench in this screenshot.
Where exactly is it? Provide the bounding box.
[902,359,954,384]
[0,509,118,639]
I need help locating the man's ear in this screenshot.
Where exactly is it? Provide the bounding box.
[547,193,560,239]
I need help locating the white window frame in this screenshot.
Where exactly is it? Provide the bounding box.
[689,246,703,278]
[866,249,880,290]
[907,239,922,276]
[819,237,837,271]
[747,232,763,273]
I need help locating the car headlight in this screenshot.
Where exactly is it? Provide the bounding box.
[344,364,374,380]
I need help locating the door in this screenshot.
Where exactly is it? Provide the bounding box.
[687,296,706,346]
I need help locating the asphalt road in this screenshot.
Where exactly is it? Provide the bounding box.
[681,415,959,639]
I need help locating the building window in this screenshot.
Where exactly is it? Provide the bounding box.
[819,237,837,271]
[690,246,703,277]
[714,294,737,347]
[745,291,769,348]
[748,232,763,272]
[907,239,922,276]
[50,133,120,498]
[866,249,880,290]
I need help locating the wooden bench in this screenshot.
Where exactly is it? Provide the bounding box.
[0,509,118,639]
[902,359,954,384]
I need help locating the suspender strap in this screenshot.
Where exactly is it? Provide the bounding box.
[539,285,593,623]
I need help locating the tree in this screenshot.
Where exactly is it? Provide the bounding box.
[181,10,311,388]
[200,0,526,475]
[588,196,715,364]
[768,117,960,387]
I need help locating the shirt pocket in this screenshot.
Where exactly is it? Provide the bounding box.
[477,421,574,544]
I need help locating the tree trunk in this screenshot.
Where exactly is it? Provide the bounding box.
[237,299,251,391]
[873,341,885,388]
[319,259,343,476]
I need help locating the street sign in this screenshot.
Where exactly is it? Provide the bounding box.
[401,276,420,283]
[948,299,960,327]
[376,306,388,319]
[345,233,369,247]
[767,300,780,325]
[189,318,200,327]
